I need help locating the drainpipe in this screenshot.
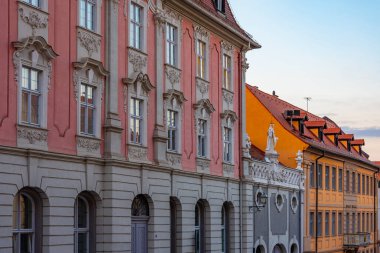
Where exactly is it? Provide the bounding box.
[373,170,378,252]
[238,48,243,253]
[315,151,325,253]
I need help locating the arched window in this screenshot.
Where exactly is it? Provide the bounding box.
[74,195,93,253]
[131,195,149,253]
[170,197,182,253]
[291,244,298,253]
[13,190,41,253]
[256,245,265,253]
[195,201,205,253]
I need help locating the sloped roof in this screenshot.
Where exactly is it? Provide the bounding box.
[246,84,378,169]
[192,0,258,44]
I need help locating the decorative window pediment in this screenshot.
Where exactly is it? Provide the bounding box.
[13,36,58,84]
[193,99,215,116]
[220,110,238,125]
[73,57,109,77]
[122,72,154,97]
[163,89,187,109]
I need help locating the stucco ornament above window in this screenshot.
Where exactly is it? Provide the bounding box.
[19,8,48,36]
[13,36,58,86]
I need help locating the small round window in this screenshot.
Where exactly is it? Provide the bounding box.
[291,194,298,213]
[275,193,284,212]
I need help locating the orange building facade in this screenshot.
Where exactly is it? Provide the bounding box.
[246,85,379,253]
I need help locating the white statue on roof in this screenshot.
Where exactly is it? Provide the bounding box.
[265,124,279,164]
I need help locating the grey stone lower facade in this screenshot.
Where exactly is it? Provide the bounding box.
[0,147,244,253]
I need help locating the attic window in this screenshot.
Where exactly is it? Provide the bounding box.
[214,0,225,13]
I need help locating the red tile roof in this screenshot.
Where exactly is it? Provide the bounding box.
[246,84,378,168]
[193,0,259,45]
[323,128,341,135]
[304,120,326,128]
[338,134,354,141]
[351,139,365,146]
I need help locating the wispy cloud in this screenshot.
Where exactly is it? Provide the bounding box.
[341,127,380,137]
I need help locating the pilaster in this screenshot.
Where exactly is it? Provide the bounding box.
[104,0,123,158]
[153,6,169,165]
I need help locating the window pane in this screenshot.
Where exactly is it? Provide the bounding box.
[31,94,39,124]
[81,85,86,103]
[80,106,86,133]
[20,233,33,253]
[20,194,33,229]
[87,2,94,30]
[22,68,29,89]
[87,87,93,105]
[80,0,86,27]
[22,92,29,122]
[130,117,135,142]
[136,119,141,143]
[77,198,88,228]
[30,70,38,91]
[88,108,94,135]
[78,233,88,253]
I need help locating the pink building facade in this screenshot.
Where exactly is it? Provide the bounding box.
[0,0,260,252]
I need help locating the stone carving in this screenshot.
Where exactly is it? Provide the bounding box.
[129,50,147,73]
[12,36,58,84]
[194,25,209,39]
[123,72,155,97]
[295,150,303,169]
[250,159,303,189]
[275,193,284,212]
[221,40,233,53]
[128,145,148,161]
[244,133,252,149]
[222,89,234,104]
[19,8,48,36]
[242,57,249,71]
[165,66,181,86]
[223,163,235,176]
[196,158,210,172]
[196,78,209,95]
[264,123,279,164]
[123,85,128,112]
[78,30,101,58]
[167,152,182,166]
[77,136,101,152]
[17,125,48,144]
[163,6,182,23]
[154,9,167,30]
[73,70,80,100]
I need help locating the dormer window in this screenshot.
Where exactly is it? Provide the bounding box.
[215,0,225,13]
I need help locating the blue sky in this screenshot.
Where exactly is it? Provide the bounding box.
[232,0,380,160]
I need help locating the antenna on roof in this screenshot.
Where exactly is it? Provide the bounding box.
[304,97,312,113]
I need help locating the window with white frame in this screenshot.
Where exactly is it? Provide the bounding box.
[130,3,143,50]
[80,83,96,135]
[197,118,207,157]
[167,110,177,151]
[79,0,96,31]
[74,196,90,253]
[223,127,232,162]
[130,98,143,144]
[12,191,37,253]
[23,0,40,7]
[21,66,40,125]
[196,40,206,79]
[223,54,232,90]
[166,24,178,66]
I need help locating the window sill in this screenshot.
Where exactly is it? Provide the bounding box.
[18,0,48,14]
[166,152,182,168]
[195,76,209,83]
[17,124,48,148]
[76,25,101,37]
[128,46,148,56]
[76,135,102,156]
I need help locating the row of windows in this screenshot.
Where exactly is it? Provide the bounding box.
[309,163,375,195]
[309,211,375,237]
[20,64,235,163]
[12,189,232,253]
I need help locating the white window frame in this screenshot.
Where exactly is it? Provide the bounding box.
[23,0,40,8]
[167,109,178,152]
[74,64,105,139]
[79,0,96,31]
[196,40,206,79]
[221,111,237,164]
[21,66,41,126]
[128,0,148,52]
[74,196,90,253]
[77,0,101,34]
[166,23,178,67]
[197,118,207,157]
[129,97,143,145]
[12,192,36,253]
[164,92,185,154]
[164,7,182,69]
[194,25,210,81]
[222,54,232,90]
[79,83,96,136]
[220,41,234,91]
[223,126,232,163]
